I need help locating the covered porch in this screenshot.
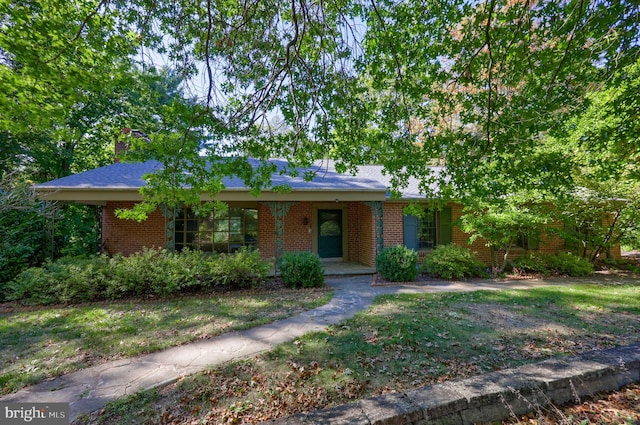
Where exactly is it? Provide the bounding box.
[322,261,376,276]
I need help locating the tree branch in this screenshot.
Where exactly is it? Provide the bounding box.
[484,0,496,148]
[46,0,109,64]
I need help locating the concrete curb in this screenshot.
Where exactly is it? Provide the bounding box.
[263,342,640,425]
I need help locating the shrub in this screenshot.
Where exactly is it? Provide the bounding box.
[8,247,273,305]
[8,256,110,305]
[512,252,593,277]
[278,251,325,288]
[105,248,179,298]
[376,245,418,282]
[209,247,271,289]
[422,244,486,279]
[510,252,549,275]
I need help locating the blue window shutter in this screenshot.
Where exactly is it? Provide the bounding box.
[404,214,418,250]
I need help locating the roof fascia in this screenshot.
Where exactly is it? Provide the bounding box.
[36,188,387,203]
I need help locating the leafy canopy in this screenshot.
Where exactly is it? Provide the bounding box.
[1,0,639,210]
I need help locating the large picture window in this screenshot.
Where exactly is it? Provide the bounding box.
[175,207,258,253]
[404,207,452,251]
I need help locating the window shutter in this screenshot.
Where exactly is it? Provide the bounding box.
[438,207,452,245]
[527,231,540,250]
[404,214,418,250]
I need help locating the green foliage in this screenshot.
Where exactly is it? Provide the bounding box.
[2,0,639,217]
[550,59,640,259]
[512,252,594,277]
[7,256,111,305]
[460,199,550,273]
[278,252,325,288]
[105,249,183,298]
[0,179,49,293]
[0,175,102,297]
[376,245,418,282]
[0,208,44,291]
[422,244,487,279]
[8,248,272,305]
[209,248,271,289]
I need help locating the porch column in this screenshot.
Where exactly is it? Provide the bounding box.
[160,204,177,251]
[265,201,296,271]
[364,201,384,258]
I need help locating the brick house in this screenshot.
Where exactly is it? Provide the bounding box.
[35,158,593,269]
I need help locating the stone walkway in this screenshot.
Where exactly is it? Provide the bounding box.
[1,274,637,422]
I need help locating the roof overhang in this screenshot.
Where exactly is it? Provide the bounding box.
[35,188,387,204]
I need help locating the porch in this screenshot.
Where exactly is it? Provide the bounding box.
[322,261,376,276]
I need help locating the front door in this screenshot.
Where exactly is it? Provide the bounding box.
[318,209,343,258]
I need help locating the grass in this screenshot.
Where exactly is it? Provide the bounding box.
[0,288,333,395]
[76,282,640,425]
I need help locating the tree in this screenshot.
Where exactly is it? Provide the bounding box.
[550,58,640,257]
[2,0,638,211]
[460,197,550,274]
[0,171,53,288]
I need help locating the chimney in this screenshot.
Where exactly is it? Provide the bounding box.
[114,128,149,163]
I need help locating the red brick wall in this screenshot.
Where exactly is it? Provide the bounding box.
[102,202,165,256]
[284,203,313,253]
[380,201,573,267]
[358,203,376,266]
[102,200,589,267]
[257,203,276,260]
[383,203,405,247]
[257,202,313,261]
[348,203,361,263]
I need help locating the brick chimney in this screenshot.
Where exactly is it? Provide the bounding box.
[114,128,149,163]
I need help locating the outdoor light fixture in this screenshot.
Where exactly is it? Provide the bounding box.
[302,217,309,225]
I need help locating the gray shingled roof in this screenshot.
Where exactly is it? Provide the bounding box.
[35,159,443,199]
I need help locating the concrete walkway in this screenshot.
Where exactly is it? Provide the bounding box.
[1,274,637,422]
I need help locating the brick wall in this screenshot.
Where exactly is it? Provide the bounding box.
[102,199,593,266]
[380,201,574,267]
[257,203,276,260]
[383,203,405,247]
[283,203,313,253]
[257,202,313,261]
[102,202,165,256]
[358,203,376,266]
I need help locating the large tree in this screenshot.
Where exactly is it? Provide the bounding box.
[2,0,639,208]
[552,58,640,256]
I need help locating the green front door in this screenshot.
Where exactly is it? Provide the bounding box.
[318,209,343,258]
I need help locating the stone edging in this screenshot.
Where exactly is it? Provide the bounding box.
[263,343,640,424]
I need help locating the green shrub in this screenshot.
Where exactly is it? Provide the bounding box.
[8,256,110,305]
[278,251,325,288]
[512,252,593,277]
[376,245,418,282]
[8,247,273,305]
[105,248,180,298]
[510,252,549,275]
[422,244,486,279]
[209,247,271,289]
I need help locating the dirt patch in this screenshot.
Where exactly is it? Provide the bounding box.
[461,303,576,335]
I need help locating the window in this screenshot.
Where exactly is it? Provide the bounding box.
[404,207,452,251]
[175,207,258,253]
[564,221,591,255]
[514,233,539,250]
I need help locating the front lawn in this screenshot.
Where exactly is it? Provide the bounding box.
[78,282,640,424]
[0,288,333,395]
